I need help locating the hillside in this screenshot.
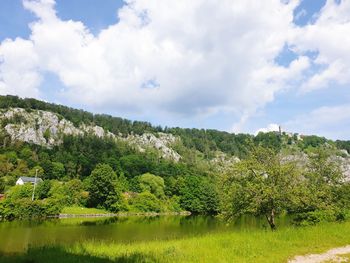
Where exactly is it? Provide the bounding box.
[0,95,350,220]
[1,95,350,158]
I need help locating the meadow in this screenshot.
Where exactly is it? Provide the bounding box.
[1,220,350,263]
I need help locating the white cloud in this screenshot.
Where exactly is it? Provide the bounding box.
[0,0,305,119]
[0,38,42,98]
[291,0,350,92]
[285,104,350,139]
[0,0,349,135]
[255,123,280,135]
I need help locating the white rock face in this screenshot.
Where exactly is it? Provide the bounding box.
[0,108,83,147]
[0,108,182,162]
[210,151,240,172]
[124,133,181,162]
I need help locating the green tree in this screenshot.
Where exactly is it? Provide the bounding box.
[86,164,121,211]
[220,147,301,229]
[138,173,165,198]
[35,180,52,199]
[179,175,219,214]
[296,149,345,214]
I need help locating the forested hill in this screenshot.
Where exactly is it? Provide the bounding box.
[1,95,349,159]
[1,95,350,219]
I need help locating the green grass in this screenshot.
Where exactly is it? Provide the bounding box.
[60,206,109,215]
[2,221,350,262]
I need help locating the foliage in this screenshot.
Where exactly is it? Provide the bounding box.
[292,209,347,226]
[179,175,219,214]
[0,198,61,220]
[35,180,51,199]
[220,147,304,229]
[0,177,5,193]
[138,173,165,198]
[129,192,162,212]
[1,95,350,220]
[220,147,347,229]
[85,164,122,212]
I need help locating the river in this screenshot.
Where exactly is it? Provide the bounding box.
[0,215,290,253]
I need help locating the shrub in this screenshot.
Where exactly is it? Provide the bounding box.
[138,173,165,198]
[292,209,346,226]
[130,192,162,212]
[0,198,61,220]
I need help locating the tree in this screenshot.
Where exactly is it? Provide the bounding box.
[220,147,301,229]
[179,175,219,214]
[300,148,344,212]
[138,173,165,198]
[36,180,51,199]
[86,164,121,211]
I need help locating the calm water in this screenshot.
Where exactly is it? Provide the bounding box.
[0,215,290,253]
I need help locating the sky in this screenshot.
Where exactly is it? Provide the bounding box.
[0,0,349,140]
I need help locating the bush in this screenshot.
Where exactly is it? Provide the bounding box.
[130,192,162,212]
[0,198,61,220]
[292,209,346,226]
[138,173,165,198]
[6,184,33,200]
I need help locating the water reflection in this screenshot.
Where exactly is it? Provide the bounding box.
[0,215,291,253]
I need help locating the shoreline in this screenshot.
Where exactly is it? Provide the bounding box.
[57,211,191,218]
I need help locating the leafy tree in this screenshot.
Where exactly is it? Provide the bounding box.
[86,164,122,211]
[29,166,44,177]
[6,184,33,200]
[220,147,301,229]
[296,149,344,214]
[51,162,65,179]
[35,180,52,199]
[118,172,129,192]
[138,173,165,198]
[179,175,219,214]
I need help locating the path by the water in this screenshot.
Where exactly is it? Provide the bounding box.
[288,245,350,263]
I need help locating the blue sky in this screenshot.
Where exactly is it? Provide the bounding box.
[0,0,349,140]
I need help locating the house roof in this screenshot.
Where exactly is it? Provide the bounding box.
[18,176,43,183]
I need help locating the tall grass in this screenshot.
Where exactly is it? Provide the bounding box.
[60,206,109,215]
[2,221,350,263]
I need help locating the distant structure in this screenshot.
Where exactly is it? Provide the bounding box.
[16,176,43,186]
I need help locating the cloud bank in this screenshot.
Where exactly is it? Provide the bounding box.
[0,0,349,134]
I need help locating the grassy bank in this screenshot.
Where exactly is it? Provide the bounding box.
[60,206,109,215]
[2,221,350,263]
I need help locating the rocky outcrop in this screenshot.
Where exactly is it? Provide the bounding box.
[209,151,240,172]
[0,108,182,162]
[123,133,181,162]
[1,108,83,146]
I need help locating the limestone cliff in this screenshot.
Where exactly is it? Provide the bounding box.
[0,108,181,162]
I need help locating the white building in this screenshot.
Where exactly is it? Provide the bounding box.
[16,176,43,185]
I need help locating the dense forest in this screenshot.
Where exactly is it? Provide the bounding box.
[0,95,350,228]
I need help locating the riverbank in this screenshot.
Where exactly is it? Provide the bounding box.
[58,206,191,218]
[58,211,191,218]
[1,221,350,263]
